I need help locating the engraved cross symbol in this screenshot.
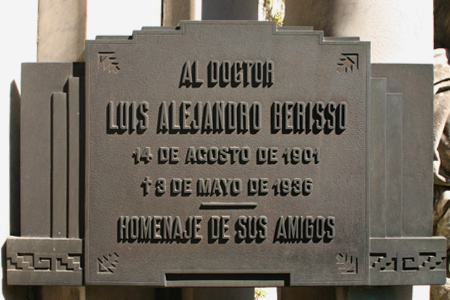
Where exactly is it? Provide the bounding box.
[141,176,152,196]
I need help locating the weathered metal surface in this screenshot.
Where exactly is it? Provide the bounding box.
[368,78,387,238]
[371,64,434,237]
[52,92,68,238]
[20,63,73,237]
[85,21,370,286]
[385,93,403,237]
[68,77,81,238]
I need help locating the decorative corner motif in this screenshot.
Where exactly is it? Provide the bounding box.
[337,53,359,74]
[98,252,119,274]
[98,52,120,74]
[336,253,358,274]
[370,252,446,272]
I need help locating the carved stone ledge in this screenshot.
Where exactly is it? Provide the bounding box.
[6,237,82,286]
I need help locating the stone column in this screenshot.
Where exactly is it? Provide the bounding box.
[284,0,433,64]
[37,0,87,62]
[162,0,198,26]
[182,288,254,300]
[162,0,259,25]
[202,0,258,20]
[280,287,338,300]
[40,286,86,300]
[85,286,157,300]
[336,286,413,300]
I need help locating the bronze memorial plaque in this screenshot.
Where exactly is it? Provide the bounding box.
[85,21,369,286]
